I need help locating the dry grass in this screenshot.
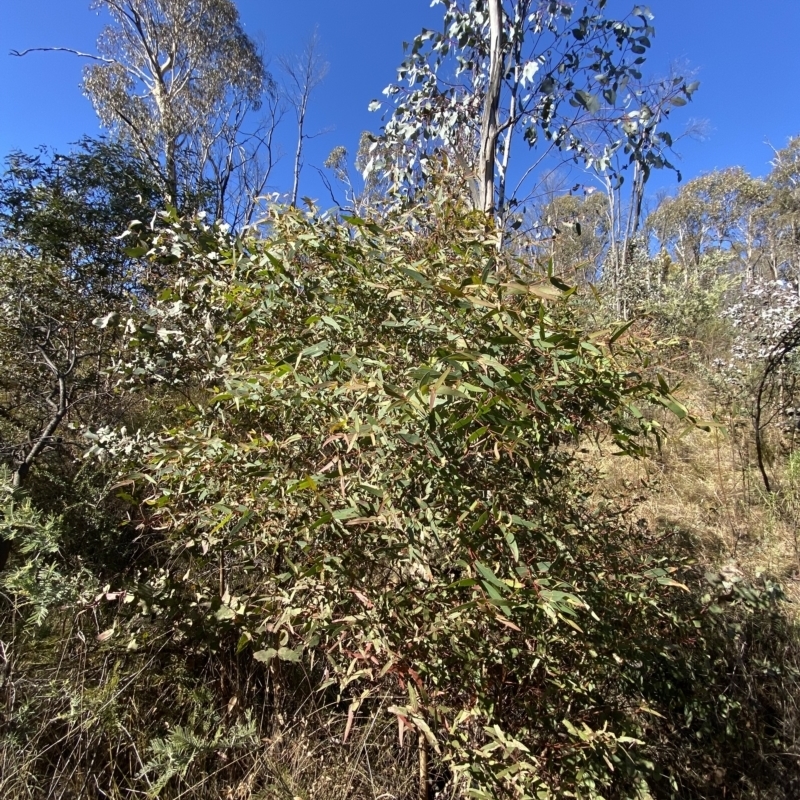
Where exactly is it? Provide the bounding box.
[597,378,800,609]
[0,626,434,800]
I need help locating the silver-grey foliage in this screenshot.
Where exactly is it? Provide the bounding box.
[372,0,697,232]
[82,0,275,222]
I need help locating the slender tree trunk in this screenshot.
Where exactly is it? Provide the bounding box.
[497,19,523,220]
[164,135,179,208]
[281,30,328,209]
[418,733,429,800]
[290,99,308,208]
[149,46,179,208]
[477,0,504,215]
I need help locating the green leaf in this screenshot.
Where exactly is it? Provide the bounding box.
[574,90,601,113]
[411,715,441,754]
[659,395,688,420]
[398,266,432,287]
[253,648,278,664]
[470,510,489,532]
[528,283,564,301]
[277,646,302,662]
[475,561,506,590]
[609,319,634,344]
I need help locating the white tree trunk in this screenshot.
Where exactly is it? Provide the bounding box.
[477,0,504,215]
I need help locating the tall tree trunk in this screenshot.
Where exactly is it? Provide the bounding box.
[290,98,307,208]
[477,0,504,215]
[497,20,523,220]
[164,135,179,208]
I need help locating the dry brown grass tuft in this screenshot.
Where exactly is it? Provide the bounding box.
[0,627,434,800]
[596,377,800,608]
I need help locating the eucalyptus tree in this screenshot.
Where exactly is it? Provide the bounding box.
[526,188,610,281]
[280,30,329,208]
[324,132,436,218]
[648,168,771,281]
[370,0,697,227]
[15,0,275,223]
[0,138,159,284]
[766,136,800,288]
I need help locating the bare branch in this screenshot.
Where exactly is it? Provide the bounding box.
[312,165,345,209]
[10,46,115,63]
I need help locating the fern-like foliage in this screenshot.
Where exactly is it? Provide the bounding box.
[0,473,97,630]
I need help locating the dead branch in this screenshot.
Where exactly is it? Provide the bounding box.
[10,47,115,64]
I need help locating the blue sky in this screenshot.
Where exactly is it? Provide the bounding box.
[2,0,799,202]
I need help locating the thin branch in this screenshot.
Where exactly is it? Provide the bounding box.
[305,126,335,141]
[312,165,345,209]
[10,47,115,64]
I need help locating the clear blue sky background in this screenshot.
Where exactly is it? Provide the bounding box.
[2,0,799,202]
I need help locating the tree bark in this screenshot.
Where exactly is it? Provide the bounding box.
[163,134,179,208]
[290,97,308,208]
[477,0,504,215]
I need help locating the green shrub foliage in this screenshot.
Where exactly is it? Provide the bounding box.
[35,204,783,798]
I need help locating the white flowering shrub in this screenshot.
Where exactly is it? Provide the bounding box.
[713,281,800,448]
[725,281,800,358]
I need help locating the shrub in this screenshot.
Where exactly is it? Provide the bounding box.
[5,204,799,799]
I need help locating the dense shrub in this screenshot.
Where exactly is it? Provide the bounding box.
[3,203,799,799]
[75,206,793,797]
